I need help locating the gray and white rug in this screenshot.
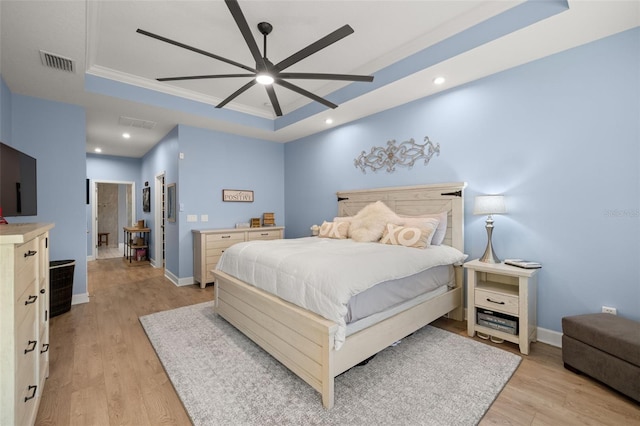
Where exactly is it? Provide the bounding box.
[140,302,521,426]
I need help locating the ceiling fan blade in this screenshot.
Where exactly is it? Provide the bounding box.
[275,25,354,72]
[265,85,283,117]
[136,29,255,73]
[224,0,267,71]
[278,73,373,82]
[216,80,257,109]
[158,74,254,82]
[276,79,338,109]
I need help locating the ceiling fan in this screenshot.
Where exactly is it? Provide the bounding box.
[136,0,374,117]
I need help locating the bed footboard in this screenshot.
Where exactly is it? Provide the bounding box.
[213,270,339,408]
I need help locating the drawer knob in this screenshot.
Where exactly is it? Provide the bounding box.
[24,385,37,402]
[24,250,37,258]
[25,295,38,305]
[486,298,505,305]
[24,340,37,354]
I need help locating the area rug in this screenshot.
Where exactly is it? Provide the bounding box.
[140,302,521,425]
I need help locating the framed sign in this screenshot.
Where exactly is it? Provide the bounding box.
[222,189,254,202]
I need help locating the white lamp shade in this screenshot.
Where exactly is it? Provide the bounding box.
[473,195,506,215]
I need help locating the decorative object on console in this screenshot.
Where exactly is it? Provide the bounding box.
[263,212,275,226]
[250,218,261,228]
[354,136,440,174]
[473,195,506,263]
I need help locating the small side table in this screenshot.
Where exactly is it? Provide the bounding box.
[98,232,109,247]
[464,259,540,355]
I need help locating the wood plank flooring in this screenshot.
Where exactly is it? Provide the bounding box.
[35,258,639,425]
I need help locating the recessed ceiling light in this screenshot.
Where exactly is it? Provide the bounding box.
[94,148,102,153]
[122,133,131,139]
[256,73,274,85]
[433,76,446,85]
[325,118,334,125]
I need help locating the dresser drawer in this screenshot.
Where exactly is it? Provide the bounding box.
[15,239,38,299]
[15,279,38,326]
[206,233,244,245]
[247,229,281,240]
[475,288,519,316]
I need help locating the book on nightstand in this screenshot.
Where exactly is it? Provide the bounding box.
[504,259,542,269]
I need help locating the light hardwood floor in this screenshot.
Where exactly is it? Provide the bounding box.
[35,259,639,425]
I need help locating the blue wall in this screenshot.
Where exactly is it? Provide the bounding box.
[141,126,179,272]
[284,28,640,331]
[10,94,88,297]
[139,124,285,281]
[0,77,11,142]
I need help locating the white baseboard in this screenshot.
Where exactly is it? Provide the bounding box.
[537,327,562,348]
[71,293,90,305]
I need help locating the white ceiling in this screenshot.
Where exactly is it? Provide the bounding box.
[1,1,638,158]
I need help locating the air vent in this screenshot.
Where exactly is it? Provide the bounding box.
[39,50,75,73]
[118,116,156,130]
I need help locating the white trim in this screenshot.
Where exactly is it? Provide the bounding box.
[71,293,90,305]
[164,268,179,286]
[154,172,166,269]
[537,327,562,348]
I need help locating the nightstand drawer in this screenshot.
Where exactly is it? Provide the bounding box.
[475,288,518,315]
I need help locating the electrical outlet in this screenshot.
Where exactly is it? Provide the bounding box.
[602,306,617,315]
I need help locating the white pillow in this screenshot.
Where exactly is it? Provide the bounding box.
[400,211,447,245]
[380,223,435,248]
[318,221,349,239]
[349,201,401,242]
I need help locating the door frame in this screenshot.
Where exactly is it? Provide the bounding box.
[91,179,136,259]
[154,171,166,268]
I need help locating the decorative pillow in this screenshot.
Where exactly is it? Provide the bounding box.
[333,216,353,223]
[348,201,401,242]
[380,223,436,248]
[400,211,447,245]
[318,221,349,239]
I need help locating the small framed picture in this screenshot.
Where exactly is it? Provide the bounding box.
[222,189,254,202]
[167,183,177,222]
[142,187,151,212]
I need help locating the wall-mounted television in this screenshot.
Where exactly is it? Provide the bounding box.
[0,142,38,216]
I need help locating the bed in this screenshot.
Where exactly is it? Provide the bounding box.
[212,182,466,409]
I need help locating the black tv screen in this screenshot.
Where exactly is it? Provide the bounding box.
[0,142,37,216]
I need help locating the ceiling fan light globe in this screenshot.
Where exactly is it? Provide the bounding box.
[256,74,274,85]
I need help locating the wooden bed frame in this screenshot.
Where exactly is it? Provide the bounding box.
[212,182,466,409]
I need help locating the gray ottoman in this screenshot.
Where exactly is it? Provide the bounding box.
[562,313,640,402]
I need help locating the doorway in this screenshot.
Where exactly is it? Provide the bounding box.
[92,180,135,260]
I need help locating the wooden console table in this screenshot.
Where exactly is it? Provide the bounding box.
[123,226,150,265]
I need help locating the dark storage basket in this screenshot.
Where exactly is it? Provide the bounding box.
[49,260,75,317]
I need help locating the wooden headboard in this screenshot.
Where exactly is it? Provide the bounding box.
[337,182,466,252]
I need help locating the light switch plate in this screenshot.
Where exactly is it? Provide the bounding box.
[187,215,197,222]
[201,215,208,222]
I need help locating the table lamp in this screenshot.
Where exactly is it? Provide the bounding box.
[473,195,506,263]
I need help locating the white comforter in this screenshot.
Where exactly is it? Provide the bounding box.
[215,237,467,349]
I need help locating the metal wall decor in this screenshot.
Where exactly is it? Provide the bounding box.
[354,136,440,174]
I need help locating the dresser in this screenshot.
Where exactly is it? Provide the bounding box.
[0,223,54,426]
[193,226,284,288]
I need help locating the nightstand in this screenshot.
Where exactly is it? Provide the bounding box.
[464,259,540,355]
